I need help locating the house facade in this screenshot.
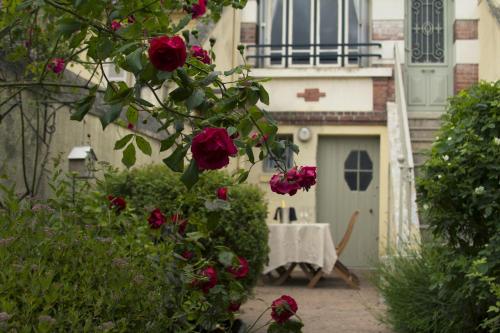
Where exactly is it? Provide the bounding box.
[205,0,490,267]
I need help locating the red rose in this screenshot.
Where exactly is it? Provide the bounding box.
[251,133,269,147]
[108,195,126,213]
[111,20,121,31]
[228,302,241,312]
[191,128,238,170]
[227,256,249,279]
[48,58,65,74]
[269,169,301,196]
[148,35,187,72]
[271,295,298,323]
[127,123,134,130]
[190,0,207,19]
[148,208,166,229]
[181,250,194,260]
[198,266,217,293]
[171,214,188,235]
[216,187,228,200]
[298,166,317,190]
[190,45,211,64]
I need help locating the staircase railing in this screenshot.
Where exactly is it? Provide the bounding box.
[387,44,420,251]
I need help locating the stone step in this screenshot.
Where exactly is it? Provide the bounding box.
[408,118,443,128]
[412,152,429,166]
[410,127,440,140]
[412,140,434,153]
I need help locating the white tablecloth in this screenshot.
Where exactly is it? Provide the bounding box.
[263,223,338,274]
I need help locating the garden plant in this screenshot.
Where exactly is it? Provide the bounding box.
[0,0,317,331]
[376,81,500,333]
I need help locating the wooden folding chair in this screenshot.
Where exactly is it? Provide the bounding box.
[307,211,361,288]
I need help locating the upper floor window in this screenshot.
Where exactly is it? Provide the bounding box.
[253,0,373,68]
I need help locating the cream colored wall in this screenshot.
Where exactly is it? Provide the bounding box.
[478,0,500,81]
[243,125,390,256]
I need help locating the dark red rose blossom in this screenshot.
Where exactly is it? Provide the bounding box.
[227,256,249,279]
[190,45,211,64]
[47,58,65,74]
[108,195,126,213]
[228,302,241,312]
[191,128,238,170]
[127,15,136,23]
[271,295,298,323]
[181,250,194,260]
[111,20,121,31]
[190,0,207,19]
[171,214,188,235]
[269,169,301,196]
[197,266,218,293]
[148,208,166,229]
[216,187,228,200]
[148,35,187,72]
[127,123,134,130]
[298,166,317,190]
[251,133,269,147]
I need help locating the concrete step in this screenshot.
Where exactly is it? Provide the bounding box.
[412,140,434,153]
[408,118,443,128]
[412,152,429,166]
[409,127,440,140]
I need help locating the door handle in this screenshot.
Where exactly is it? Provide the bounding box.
[421,69,435,73]
[369,209,373,214]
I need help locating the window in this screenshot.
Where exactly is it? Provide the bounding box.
[344,150,372,191]
[263,135,294,172]
[410,0,445,63]
[256,0,371,67]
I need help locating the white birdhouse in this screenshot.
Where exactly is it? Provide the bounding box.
[67,146,97,179]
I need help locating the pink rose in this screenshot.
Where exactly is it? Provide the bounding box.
[170,214,188,235]
[227,256,249,279]
[269,169,301,196]
[148,35,187,72]
[271,295,298,323]
[47,58,65,74]
[190,45,211,64]
[216,187,228,200]
[197,266,217,293]
[191,128,238,170]
[190,0,207,19]
[111,20,121,31]
[147,208,166,229]
[107,195,126,213]
[251,132,269,147]
[298,166,317,190]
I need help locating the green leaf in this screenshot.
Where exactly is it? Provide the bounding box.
[163,145,188,172]
[217,251,235,267]
[267,320,303,333]
[173,15,191,33]
[70,93,96,121]
[57,17,82,37]
[198,71,220,86]
[170,87,193,102]
[246,146,255,164]
[135,136,152,156]
[236,170,249,183]
[186,89,205,109]
[125,48,143,73]
[180,159,199,189]
[259,85,270,105]
[160,134,180,152]
[122,143,136,168]
[100,104,123,129]
[238,118,253,137]
[126,106,139,124]
[114,134,134,150]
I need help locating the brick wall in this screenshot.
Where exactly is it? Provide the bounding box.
[373,77,395,112]
[240,23,257,44]
[454,20,478,41]
[454,64,479,94]
[270,111,386,126]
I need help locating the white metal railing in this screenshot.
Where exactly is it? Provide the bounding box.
[387,44,420,252]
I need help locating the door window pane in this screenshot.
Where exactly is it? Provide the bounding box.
[411,0,445,63]
[344,150,373,191]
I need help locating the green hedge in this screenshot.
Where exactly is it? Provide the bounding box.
[102,165,269,289]
[376,81,500,333]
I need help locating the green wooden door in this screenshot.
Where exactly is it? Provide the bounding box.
[405,0,453,112]
[317,136,380,268]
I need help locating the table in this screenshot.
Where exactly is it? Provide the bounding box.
[264,223,338,288]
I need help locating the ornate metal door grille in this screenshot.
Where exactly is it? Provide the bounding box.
[410,0,445,63]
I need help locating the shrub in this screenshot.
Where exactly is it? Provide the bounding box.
[102,165,269,288]
[0,172,256,332]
